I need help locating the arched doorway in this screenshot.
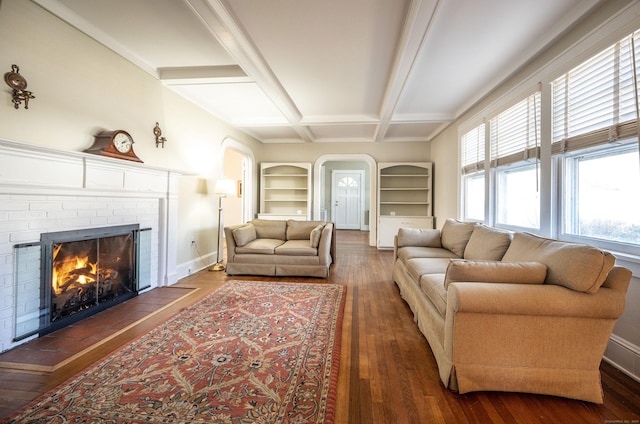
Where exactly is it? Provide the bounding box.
[313,154,377,246]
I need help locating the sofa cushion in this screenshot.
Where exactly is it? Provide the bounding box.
[252,219,286,240]
[232,224,257,247]
[419,274,447,318]
[275,240,318,256]
[501,232,616,293]
[406,258,453,282]
[397,228,442,248]
[463,225,512,261]
[441,219,476,257]
[444,259,547,289]
[235,238,284,254]
[287,220,323,240]
[310,224,325,248]
[397,247,460,263]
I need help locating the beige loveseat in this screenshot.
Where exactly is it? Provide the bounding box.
[224,219,335,278]
[392,218,631,403]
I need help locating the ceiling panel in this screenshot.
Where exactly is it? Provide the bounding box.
[308,124,378,142]
[57,0,235,68]
[384,122,445,142]
[169,82,288,125]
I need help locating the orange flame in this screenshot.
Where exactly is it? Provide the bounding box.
[52,245,97,295]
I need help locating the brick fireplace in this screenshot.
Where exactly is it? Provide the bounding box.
[0,139,180,353]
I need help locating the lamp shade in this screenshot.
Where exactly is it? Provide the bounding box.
[214,178,237,196]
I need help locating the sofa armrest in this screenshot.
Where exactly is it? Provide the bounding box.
[318,223,334,265]
[447,265,631,319]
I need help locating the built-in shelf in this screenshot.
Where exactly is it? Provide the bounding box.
[258,162,311,220]
[377,162,433,248]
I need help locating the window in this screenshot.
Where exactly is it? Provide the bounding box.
[563,142,640,245]
[496,162,540,229]
[490,92,541,229]
[553,30,640,249]
[460,124,485,221]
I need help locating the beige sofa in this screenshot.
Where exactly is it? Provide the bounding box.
[224,219,334,278]
[392,218,631,403]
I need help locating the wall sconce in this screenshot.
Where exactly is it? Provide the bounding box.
[4,65,35,109]
[153,122,166,148]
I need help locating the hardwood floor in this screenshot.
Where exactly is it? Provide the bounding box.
[1,230,639,423]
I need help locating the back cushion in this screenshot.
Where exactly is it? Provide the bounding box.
[252,219,287,240]
[440,219,476,257]
[287,220,324,240]
[396,228,442,248]
[463,225,512,261]
[501,232,616,293]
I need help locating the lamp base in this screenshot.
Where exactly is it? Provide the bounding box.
[209,263,225,272]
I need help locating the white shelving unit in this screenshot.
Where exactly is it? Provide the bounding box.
[258,162,312,221]
[377,162,433,248]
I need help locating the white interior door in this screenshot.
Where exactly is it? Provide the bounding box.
[331,171,363,230]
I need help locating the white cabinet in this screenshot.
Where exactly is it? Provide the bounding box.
[258,162,311,220]
[378,216,434,248]
[377,162,433,248]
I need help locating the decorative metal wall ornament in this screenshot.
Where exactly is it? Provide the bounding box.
[4,65,35,109]
[153,122,166,148]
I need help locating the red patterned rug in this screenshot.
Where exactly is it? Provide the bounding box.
[8,281,346,424]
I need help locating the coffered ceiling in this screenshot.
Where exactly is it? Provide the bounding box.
[33,0,601,143]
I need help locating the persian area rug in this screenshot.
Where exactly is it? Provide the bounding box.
[8,281,346,424]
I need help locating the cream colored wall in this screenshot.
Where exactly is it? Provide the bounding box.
[0,0,262,276]
[223,149,244,227]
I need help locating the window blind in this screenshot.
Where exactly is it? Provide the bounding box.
[460,123,485,175]
[551,31,640,155]
[490,91,541,167]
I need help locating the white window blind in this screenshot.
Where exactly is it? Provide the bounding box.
[490,91,541,167]
[460,123,485,175]
[552,31,640,154]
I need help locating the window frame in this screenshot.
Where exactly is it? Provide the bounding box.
[556,139,640,256]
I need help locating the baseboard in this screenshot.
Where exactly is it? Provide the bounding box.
[604,334,640,384]
[177,252,216,280]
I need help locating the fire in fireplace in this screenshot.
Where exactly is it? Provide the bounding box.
[39,224,140,335]
[50,233,135,322]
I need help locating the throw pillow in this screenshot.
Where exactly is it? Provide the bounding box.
[501,232,615,294]
[309,224,325,248]
[440,219,476,257]
[444,259,547,289]
[232,224,257,247]
[463,225,512,261]
[396,228,442,248]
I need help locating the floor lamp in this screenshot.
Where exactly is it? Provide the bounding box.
[210,178,237,271]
